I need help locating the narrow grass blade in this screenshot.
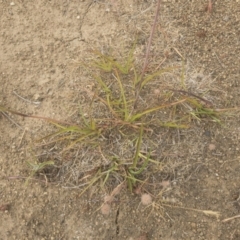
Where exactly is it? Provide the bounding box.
[101,164,118,187]
[180,60,186,89]
[60,130,99,152]
[78,169,103,197]
[132,124,143,168]
[27,160,54,172]
[164,204,221,218]
[129,151,150,175]
[91,51,113,72]
[114,42,135,74]
[140,66,180,89]
[132,66,140,87]
[131,98,187,122]
[158,121,189,129]
[113,70,129,120]
[94,75,111,93]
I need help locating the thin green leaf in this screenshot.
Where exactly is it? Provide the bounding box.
[132,125,143,168]
[140,67,179,89]
[113,70,129,120]
[94,75,111,93]
[130,98,187,122]
[27,161,54,172]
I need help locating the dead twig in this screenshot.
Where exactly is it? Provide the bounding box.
[18,128,26,148]
[1,111,23,129]
[222,214,240,223]
[167,89,213,106]
[13,90,41,105]
[1,106,74,126]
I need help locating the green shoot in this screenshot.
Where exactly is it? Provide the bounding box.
[25,160,54,185]
[29,46,231,197]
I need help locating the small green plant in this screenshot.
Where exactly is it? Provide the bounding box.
[38,45,225,196]
[25,159,54,185]
[7,0,229,198]
[0,48,226,196]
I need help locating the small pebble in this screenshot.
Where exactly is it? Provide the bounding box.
[209,143,216,151]
[101,203,111,215]
[153,89,160,95]
[141,193,152,205]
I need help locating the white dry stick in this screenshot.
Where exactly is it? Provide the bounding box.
[1,111,23,129]
[172,47,185,60]
[18,128,26,148]
[110,182,125,197]
[13,91,41,105]
[213,51,225,68]
[222,214,240,223]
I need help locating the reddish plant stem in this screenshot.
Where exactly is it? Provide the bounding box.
[2,107,74,126]
[138,0,161,88]
[134,0,161,107]
[140,0,161,82]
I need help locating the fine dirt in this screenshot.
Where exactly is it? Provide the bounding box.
[1,0,240,239]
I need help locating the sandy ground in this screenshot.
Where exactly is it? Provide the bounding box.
[1,0,240,239]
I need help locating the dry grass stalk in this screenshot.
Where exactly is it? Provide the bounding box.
[104,182,125,204]
[101,182,125,215]
[222,214,240,223]
[135,0,162,102]
[110,182,125,198]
